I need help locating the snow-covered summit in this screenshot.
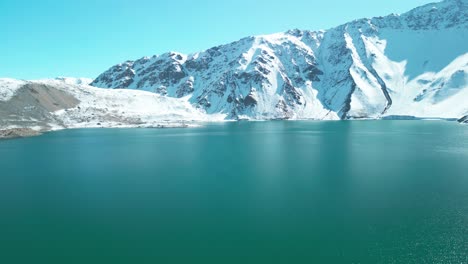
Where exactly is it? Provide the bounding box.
[91,0,467,120]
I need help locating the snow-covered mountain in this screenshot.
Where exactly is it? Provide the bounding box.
[92,0,468,120]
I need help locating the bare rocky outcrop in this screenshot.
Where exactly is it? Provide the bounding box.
[0,128,41,139]
[0,83,80,130]
[458,115,468,123]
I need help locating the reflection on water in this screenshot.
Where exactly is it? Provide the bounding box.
[0,121,467,264]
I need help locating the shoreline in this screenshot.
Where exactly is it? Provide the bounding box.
[0,122,198,140]
[1,118,465,140]
[0,128,42,139]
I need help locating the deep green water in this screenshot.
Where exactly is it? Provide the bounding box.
[0,121,467,264]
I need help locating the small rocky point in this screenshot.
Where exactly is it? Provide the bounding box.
[0,128,41,139]
[458,115,468,124]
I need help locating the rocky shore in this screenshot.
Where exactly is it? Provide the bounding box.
[0,128,41,139]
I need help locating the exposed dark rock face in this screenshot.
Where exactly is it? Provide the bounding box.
[305,64,323,82]
[458,115,468,123]
[243,94,257,107]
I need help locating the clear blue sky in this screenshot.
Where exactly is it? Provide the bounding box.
[1,0,433,80]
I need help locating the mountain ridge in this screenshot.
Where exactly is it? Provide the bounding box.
[90,0,467,120]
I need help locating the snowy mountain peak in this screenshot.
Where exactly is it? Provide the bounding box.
[397,0,468,30]
[91,1,468,120]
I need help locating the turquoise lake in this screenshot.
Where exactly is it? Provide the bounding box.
[0,121,467,263]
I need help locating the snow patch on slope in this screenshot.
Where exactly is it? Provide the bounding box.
[379,27,468,80]
[384,53,468,118]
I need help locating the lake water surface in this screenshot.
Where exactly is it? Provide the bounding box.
[0,121,467,263]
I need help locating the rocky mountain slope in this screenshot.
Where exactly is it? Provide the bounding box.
[0,78,219,137]
[92,0,468,120]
